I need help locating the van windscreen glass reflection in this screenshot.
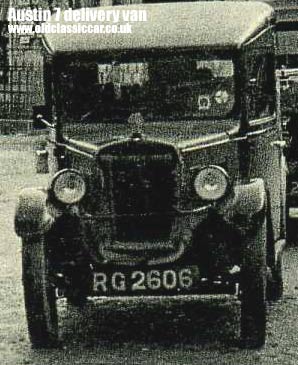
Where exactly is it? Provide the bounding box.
[56,56,235,123]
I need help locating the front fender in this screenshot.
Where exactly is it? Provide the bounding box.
[219,178,266,220]
[232,178,266,216]
[15,188,53,238]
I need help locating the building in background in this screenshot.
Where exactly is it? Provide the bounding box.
[3,0,141,133]
[2,0,52,133]
[0,0,10,132]
[0,0,9,73]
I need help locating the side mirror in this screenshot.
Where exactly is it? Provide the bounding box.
[33,105,53,129]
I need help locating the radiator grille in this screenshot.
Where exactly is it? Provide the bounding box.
[100,147,177,242]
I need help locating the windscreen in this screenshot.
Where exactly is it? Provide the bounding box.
[56,55,235,124]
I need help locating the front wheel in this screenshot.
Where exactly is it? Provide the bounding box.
[22,235,59,348]
[240,215,267,348]
[267,251,283,301]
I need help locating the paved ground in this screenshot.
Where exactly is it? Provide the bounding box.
[1,136,298,365]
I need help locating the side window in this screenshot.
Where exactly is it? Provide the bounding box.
[248,55,275,120]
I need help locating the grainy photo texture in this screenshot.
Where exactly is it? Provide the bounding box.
[1,0,298,364]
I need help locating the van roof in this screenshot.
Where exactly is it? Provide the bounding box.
[43,1,274,55]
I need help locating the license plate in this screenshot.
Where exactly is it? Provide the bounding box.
[93,266,199,295]
[290,181,298,196]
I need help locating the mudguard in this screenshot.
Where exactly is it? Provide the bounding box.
[15,188,53,238]
[219,178,266,218]
[233,178,266,216]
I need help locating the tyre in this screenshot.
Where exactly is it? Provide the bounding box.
[240,215,267,348]
[65,268,89,307]
[22,235,59,348]
[267,252,283,301]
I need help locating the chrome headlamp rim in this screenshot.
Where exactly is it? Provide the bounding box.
[50,168,86,205]
[194,165,230,202]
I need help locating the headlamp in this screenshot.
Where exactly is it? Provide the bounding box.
[194,165,229,201]
[51,169,86,205]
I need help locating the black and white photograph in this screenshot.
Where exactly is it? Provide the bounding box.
[1,0,298,363]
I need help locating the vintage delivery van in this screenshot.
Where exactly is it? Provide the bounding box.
[274,13,298,231]
[15,1,286,349]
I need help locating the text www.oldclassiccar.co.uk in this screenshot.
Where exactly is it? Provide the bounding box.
[7,7,148,34]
